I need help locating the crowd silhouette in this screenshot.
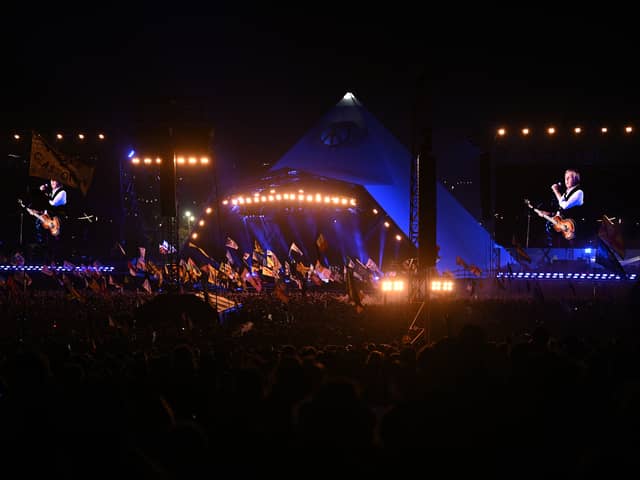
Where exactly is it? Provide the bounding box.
[2,284,640,477]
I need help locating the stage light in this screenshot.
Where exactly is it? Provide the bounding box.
[373,208,378,214]
[384,221,390,228]
[78,133,85,140]
[188,157,197,164]
[522,128,530,135]
[431,280,454,292]
[497,128,506,136]
[574,127,582,134]
[177,157,185,164]
[198,220,205,226]
[270,189,276,194]
[601,127,608,133]
[547,127,556,135]
[155,157,162,164]
[275,194,282,201]
[191,233,198,239]
[128,149,135,158]
[200,157,209,164]
[625,126,633,133]
[98,133,105,140]
[184,211,191,217]
[143,157,152,164]
[395,234,401,241]
[206,207,213,213]
[131,157,140,164]
[56,133,64,140]
[13,134,20,140]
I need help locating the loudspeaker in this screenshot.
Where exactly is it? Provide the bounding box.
[159,157,176,217]
[418,128,437,269]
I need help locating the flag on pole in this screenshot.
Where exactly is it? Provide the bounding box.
[595,237,626,277]
[187,241,213,261]
[289,242,304,257]
[315,233,328,254]
[598,215,625,259]
[254,238,265,255]
[29,131,95,195]
[225,236,239,250]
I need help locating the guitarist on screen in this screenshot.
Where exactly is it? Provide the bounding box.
[34,178,68,262]
[537,169,584,246]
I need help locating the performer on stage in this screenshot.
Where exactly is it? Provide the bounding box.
[35,178,68,262]
[536,169,584,246]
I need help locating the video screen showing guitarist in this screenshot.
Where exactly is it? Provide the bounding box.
[35,178,68,262]
[537,169,584,246]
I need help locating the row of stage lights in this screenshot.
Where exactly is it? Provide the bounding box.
[226,191,403,242]
[224,190,357,207]
[380,279,455,293]
[131,156,210,165]
[11,133,106,141]
[496,272,637,281]
[496,125,634,137]
[0,265,116,272]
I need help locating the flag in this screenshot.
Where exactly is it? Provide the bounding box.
[225,236,239,250]
[29,131,95,195]
[254,238,265,255]
[226,249,235,265]
[289,242,304,257]
[141,278,152,294]
[314,260,332,282]
[315,233,328,254]
[159,240,176,255]
[266,250,282,273]
[365,257,383,276]
[596,237,626,277]
[455,256,469,269]
[187,241,213,261]
[598,215,625,259]
[514,245,531,264]
[468,264,482,277]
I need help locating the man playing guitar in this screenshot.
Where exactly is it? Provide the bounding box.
[534,169,584,245]
[34,178,68,262]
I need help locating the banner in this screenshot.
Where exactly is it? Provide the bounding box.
[29,132,95,195]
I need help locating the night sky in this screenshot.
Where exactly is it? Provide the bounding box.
[4,7,638,165]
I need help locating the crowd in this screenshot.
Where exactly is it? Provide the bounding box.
[1,284,640,477]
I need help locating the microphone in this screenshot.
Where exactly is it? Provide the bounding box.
[557,182,563,187]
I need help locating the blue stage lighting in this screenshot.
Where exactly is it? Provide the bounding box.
[127,149,136,159]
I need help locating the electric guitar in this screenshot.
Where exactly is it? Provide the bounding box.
[524,198,575,240]
[18,199,61,237]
